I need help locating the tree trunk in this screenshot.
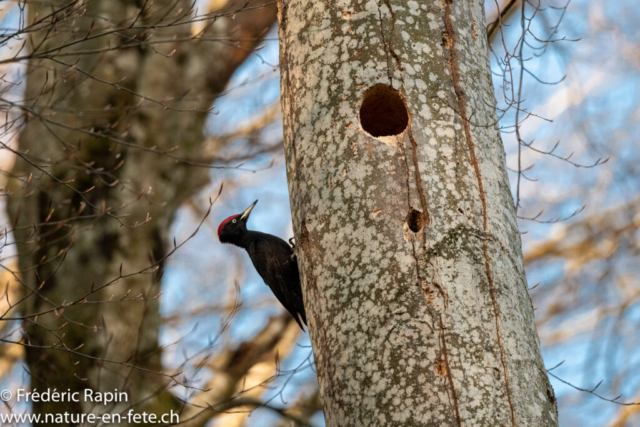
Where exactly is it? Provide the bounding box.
[7,0,275,421]
[278,0,558,426]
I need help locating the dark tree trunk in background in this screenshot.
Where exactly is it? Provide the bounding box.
[278,0,559,425]
[7,0,276,421]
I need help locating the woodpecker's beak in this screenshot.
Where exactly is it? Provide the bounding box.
[240,200,258,221]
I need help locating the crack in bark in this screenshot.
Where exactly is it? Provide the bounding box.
[382,0,403,75]
[376,2,394,86]
[441,1,516,425]
[376,0,403,87]
[408,126,430,226]
[396,136,425,277]
[400,131,447,305]
[439,314,461,427]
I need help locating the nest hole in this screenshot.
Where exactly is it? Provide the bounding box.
[359,84,409,137]
[406,208,424,233]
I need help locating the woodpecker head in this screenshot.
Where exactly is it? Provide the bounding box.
[217,200,258,245]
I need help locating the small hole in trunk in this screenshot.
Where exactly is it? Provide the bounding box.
[406,208,424,232]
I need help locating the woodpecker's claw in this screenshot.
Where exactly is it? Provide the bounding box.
[289,237,297,261]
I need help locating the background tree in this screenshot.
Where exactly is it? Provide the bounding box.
[2,0,279,422]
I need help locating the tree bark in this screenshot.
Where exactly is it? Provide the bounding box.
[7,0,276,421]
[278,0,558,426]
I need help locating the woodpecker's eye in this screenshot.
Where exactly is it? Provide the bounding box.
[232,219,237,223]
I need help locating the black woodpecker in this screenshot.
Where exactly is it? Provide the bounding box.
[217,200,307,330]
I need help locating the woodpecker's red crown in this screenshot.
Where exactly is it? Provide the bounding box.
[217,214,241,238]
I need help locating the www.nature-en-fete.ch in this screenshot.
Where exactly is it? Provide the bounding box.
[0,410,180,424]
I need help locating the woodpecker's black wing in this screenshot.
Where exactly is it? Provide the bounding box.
[246,233,307,330]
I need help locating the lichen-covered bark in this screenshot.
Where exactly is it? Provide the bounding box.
[8,0,276,421]
[278,0,558,426]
